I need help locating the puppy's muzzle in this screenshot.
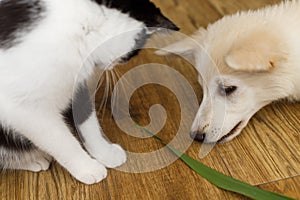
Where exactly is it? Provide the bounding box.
[190,131,206,142]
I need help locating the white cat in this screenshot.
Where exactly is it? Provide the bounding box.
[0,0,178,184]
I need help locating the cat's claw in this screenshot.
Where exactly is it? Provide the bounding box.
[95,144,127,168]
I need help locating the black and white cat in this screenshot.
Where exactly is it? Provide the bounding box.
[0,0,178,184]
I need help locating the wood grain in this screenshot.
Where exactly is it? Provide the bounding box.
[1,0,299,199]
[217,103,300,185]
[258,176,300,200]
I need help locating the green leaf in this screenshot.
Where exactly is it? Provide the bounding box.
[136,124,294,200]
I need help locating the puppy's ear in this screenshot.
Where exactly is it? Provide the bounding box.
[155,27,206,56]
[225,31,287,72]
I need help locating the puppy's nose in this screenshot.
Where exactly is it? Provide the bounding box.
[190,131,206,142]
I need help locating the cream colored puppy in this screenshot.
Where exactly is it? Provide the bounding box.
[157,1,300,143]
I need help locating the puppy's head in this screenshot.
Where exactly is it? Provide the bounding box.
[157,21,290,143]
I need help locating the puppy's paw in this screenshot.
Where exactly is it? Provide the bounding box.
[95,144,127,168]
[70,159,107,185]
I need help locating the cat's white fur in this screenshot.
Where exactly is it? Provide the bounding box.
[0,0,146,184]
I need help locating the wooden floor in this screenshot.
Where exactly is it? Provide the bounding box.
[1,0,300,199]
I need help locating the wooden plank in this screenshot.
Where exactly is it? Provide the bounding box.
[0,164,111,200]
[208,0,282,16]
[217,103,300,185]
[100,54,244,199]
[1,0,299,200]
[258,176,300,200]
[151,0,222,34]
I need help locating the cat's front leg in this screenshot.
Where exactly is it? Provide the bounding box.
[70,83,126,168]
[79,112,127,168]
[0,100,107,184]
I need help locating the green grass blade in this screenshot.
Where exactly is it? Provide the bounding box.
[137,124,294,200]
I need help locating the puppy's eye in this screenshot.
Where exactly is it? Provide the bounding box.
[221,86,237,96]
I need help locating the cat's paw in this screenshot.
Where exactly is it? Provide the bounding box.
[70,159,107,185]
[95,144,127,168]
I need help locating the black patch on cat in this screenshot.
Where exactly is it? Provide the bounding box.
[120,29,150,62]
[0,125,34,151]
[63,82,93,142]
[0,0,45,49]
[93,0,179,30]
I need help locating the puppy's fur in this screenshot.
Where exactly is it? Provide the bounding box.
[157,0,300,143]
